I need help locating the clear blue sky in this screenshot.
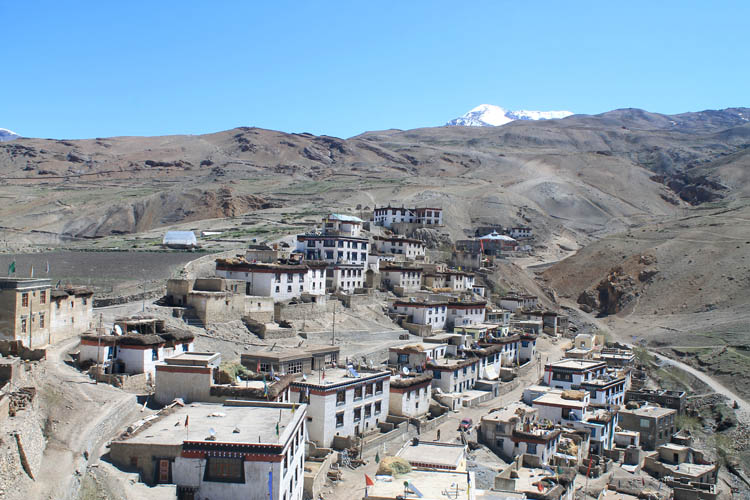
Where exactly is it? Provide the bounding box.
[3,1,748,139]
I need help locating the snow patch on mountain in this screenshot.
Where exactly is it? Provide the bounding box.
[447,104,573,127]
[0,128,19,142]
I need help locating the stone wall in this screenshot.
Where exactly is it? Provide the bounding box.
[303,451,337,500]
[0,340,46,361]
[402,322,432,337]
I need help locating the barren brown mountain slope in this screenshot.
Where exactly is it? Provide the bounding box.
[3,108,748,244]
[543,145,750,398]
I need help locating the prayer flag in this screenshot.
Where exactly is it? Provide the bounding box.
[8,261,15,274]
[365,474,375,487]
[185,415,189,427]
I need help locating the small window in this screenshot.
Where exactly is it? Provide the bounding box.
[335,412,344,427]
[336,391,346,405]
[39,313,45,328]
[152,348,159,361]
[375,401,381,414]
[354,386,363,400]
[353,407,362,422]
[21,293,29,307]
[375,380,383,393]
[204,457,244,483]
[40,291,46,304]
[21,318,27,333]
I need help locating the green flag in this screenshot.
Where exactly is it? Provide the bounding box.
[275,421,279,436]
[8,261,15,275]
[375,451,380,463]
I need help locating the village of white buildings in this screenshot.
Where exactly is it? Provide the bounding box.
[0,206,726,500]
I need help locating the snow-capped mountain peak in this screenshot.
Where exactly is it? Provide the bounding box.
[0,128,19,142]
[446,104,573,127]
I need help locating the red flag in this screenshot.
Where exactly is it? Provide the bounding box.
[536,482,543,492]
[365,474,374,486]
[322,367,325,380]
[480,239,484,254]
[185,415,189,428]
[585,458,592,478]
[257,359,261,372]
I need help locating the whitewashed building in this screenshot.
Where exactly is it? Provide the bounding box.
[508,227,533,239]
[389,343,448,370]
[423,270,475,292]
[372,206,443,228]
[380,264,423,292]
[290,367,390,448]
[388,374,433,419]
[428,357,480,394]
[215,260,326,300]
[372,236,426,259]
[543,359,608,390]
[447,300,487,329]
[532,389,590,425]
[391,300,448,330]
[479,403,561,466]
[172,402,306,500]
[330,264,364,293]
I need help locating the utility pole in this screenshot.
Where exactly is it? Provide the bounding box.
[331,300,336,346]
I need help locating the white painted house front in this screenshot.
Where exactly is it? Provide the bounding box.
[447,301,487,329]
[391,300,448,330]
[388,374,432,418]
[290,368,390,448]
[372,206,443,228]
[216,260,325,300]
[171,402,307,500]
[373,236,426,259]
[380,265,423,293]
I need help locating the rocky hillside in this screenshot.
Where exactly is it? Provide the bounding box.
[1,107,748,242]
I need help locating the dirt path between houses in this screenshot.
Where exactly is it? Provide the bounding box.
[19,338,142,500]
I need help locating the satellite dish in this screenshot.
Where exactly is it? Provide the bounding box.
[209,428,216,436]
[114,325,123,336]
[402,367,410,375]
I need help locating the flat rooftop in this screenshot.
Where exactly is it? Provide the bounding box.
[532,391,588,409]
[621,405,675,418]
[366,470,471,500]
[484,402,536,422]
[121,402,302,446]
[547,359,605,370]
[511,466,562,494]
[396,442,466,469]
[294,367,389,386]
[164,352,221,366]
[242,345,339,361]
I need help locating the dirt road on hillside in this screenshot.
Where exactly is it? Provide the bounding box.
[17,338,142,500]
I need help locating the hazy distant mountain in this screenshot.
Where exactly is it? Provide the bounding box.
[446,104,573,127]
[0,128,19,142]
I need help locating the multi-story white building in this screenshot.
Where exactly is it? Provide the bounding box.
[579,372,629,408]
[423,270,475,292]
[479,403,561,466]
[391,300,448,330]
[470,337,521,379]
[372,236,426,259]
[380,264,423,292]
[296,214,369,266]
[519,333,537,364]
[532,389,590,425]
[543,359,608,390]
[447,300,487,329]
[215,259,326,300]
[329,264,364,293]
[112,401,306,500]
[388,374,433,419]
[508,227,533,239]
[389,343,448,370]
[290,367,390,448]
[372,206,443,228]
[428,357,480,394]
[498,294,539,312]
